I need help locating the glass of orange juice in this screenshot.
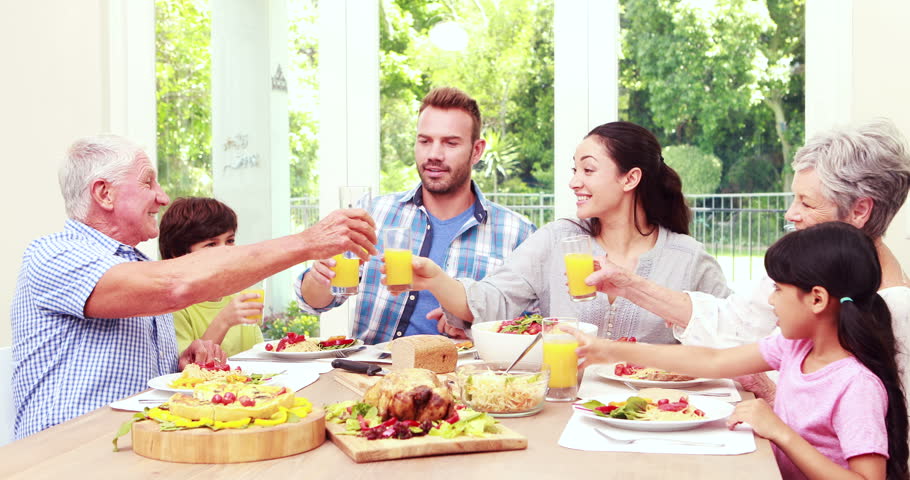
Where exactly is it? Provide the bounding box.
[239,281,267,326]
[542,317,579,402]
[383,227,413,295]
[561,235,596,302]
[331,186,372,296]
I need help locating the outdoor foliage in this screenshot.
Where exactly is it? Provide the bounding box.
[261,300,321,340]
[662,145,722,195]
[155,0,804,201]
[620,0,805,192]
[155,0,213,199]
[378,0,555,194]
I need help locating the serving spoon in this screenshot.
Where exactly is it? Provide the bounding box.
[504,333,543,374]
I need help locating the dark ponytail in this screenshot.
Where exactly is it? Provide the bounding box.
[572,122,690,237]
[765,222,908,480]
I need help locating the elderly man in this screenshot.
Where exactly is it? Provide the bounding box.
[11,135,377,439]
[296,87,536,344]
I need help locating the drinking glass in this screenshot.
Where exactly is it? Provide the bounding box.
[239,280,267,326]
[542,317,579,402]
[383,227,413,295]
[332,186,372,296]
[561,235,596,302]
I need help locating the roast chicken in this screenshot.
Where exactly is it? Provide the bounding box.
[362,368,455,422]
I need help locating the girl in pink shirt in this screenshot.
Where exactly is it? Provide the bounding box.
[574,222,908,480]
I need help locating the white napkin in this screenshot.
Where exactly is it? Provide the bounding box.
[578,366,742,403]
[558,410,756,455]
[110,390,173,412]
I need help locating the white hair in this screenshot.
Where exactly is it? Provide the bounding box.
[792,118,910,238]
[58,135,144,221]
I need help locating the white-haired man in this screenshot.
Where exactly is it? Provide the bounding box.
[11,135,377,439]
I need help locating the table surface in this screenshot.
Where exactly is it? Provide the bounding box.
[0,369,782,480]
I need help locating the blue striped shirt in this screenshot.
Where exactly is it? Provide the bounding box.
[10,220,178,439]
[295,182,536,344]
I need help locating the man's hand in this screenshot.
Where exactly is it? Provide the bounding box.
[299,208,378,262]
[213,292,263,328]
[429,307,469,339]
[178,339,226,371]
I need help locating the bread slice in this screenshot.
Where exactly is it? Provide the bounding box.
[390,335,457,374]
[168,383,295,422]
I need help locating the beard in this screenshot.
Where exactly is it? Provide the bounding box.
[418,159,473,195]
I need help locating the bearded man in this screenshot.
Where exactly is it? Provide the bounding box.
[297,87,536,343]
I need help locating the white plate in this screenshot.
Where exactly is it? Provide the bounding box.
[597,363,713,389]
[147,370,285,393]
[373,339,477,356]
[147,373,193,393]
[254,338,365,359]
[576,396,734,432]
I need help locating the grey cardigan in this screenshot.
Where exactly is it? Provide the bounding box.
[458,220,731,344]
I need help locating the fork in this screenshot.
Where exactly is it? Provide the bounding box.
[622,381,730,397]
[334,346,366,358]
[595,427,725,448]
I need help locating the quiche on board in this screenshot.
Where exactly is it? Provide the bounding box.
[168,382,295,422]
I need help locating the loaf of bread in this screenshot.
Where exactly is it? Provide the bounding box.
[390,335,457,374]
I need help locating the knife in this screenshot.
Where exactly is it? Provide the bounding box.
[332,359,390,376]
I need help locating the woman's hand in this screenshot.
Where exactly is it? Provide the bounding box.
[214,292,264,328]
[587,255,634,297]
[726,398,789,441]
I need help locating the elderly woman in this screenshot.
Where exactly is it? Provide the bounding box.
[586,118,910,399]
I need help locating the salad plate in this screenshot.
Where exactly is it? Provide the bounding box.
[575,395,733,432]
[253,339,364,359]
[597,363,714,389]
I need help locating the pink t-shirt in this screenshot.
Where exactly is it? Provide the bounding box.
[759,334,889,480]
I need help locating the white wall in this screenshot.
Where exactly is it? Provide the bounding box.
[0,1,155,348]
[806,0,910,271]
[0,1,108,347]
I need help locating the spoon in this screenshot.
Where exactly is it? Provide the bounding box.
[504,333,543,374]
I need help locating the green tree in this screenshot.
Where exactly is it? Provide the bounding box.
[477,130,520,193]
[155,0,213,199]
[662,145,722,194]
[620,0,804,192]
[379,0,554,194]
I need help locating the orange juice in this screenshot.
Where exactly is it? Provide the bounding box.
[330,254,360,287]
[543,341,579,388]
[384,248,413,286]
[564,253,596,298]
[240,288,265,321]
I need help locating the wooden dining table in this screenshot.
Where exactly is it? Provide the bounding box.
[0,368,782,479]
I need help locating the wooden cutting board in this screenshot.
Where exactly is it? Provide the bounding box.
[326,419,527,463]
[132,407,325,463]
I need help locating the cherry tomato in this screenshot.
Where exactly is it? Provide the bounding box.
[287,332,298,343]
[657,398,669,405]
[239,396,255,407]
[265,343,274,351]
[614,364,625,376]
[211,394,223,405]
[223,392,237,404]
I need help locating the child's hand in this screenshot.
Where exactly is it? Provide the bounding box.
[567,327,617,369]
[726,398,789,441]
[308,257,338,286]
[215,293,264,328]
